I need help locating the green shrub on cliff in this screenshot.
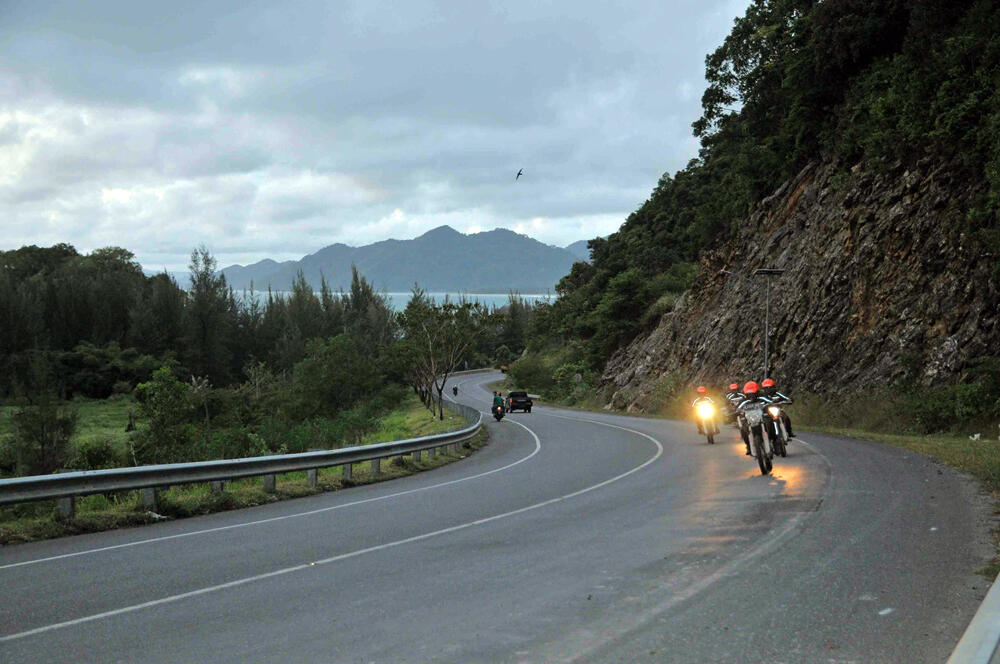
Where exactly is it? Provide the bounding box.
[545,0,1000,374]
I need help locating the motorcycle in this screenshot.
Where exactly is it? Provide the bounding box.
[695,401,717,444]
[740,400,774,475]
[767,405,788,457]
[492,404,505,422]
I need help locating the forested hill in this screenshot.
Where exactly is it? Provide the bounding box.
[219,226,578,293]
[534,0,1000,401]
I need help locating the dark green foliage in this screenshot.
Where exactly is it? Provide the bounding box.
[493,345,514,366]
[0,242,484,472]
[182,247,235,386]
[132,366,199,464]
[10,396,78,475]
[291,335,381,420]
[58,342,159,399]
[507,353,555,396]
[68,438,124,471]
[542,0,1000,375]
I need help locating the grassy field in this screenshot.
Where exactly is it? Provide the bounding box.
[0,395,139,468]
[0,395,480,545]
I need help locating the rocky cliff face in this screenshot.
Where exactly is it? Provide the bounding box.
[602,158,999,411]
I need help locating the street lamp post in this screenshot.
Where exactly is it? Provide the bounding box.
[753,268,786,379]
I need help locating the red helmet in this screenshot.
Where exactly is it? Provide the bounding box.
[761,378,775,388]
[728,383,739,391]
[696,385,707,394]
[743,381,759,395]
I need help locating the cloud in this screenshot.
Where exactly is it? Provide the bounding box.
[0,0,751,271]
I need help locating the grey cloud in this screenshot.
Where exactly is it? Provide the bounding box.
[0,0,750,270]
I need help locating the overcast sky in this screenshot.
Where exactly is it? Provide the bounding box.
[0,0,749,272]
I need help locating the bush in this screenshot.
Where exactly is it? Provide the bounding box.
[206,428,270,459]
[508,353,555,396]
[282,418,347,453]
[130,423,201,465]
[69,438,124,470]
[0,435,16,475]
[132,366,199,464]
[493,344,514,366]
[10,397,78,475]
[112,380,133,396]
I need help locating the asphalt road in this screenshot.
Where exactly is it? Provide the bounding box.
[0,372,993,663]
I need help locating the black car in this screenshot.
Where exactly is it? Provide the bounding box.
[506,391,533,413]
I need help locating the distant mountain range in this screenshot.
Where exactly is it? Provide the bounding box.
[564,240,591,262]
[217,226,591,293]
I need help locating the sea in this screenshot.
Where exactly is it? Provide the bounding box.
[234,291,554,312]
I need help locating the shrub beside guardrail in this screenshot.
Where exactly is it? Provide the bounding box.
[0,400,483,519]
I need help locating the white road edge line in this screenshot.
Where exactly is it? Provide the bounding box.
[0,380,535,572]
[0,415,663,643]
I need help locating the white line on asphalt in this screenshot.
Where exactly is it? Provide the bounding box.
[0,405,540,571]
[0,411,663,642]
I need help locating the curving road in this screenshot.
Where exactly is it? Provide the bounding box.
[0,372,993,663]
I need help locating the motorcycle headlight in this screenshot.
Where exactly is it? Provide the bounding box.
[696,402,715,419]
[767,406,781,418]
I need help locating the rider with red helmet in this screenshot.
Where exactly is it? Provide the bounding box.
[692,385,721,436]
[722,382,743,424]
[761,378,795,438]
[737,381,772,454]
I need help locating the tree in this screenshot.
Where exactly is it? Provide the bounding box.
[291,334,380,419]
[132,366,198,464]
[182,247,234,385]
[287,270,325,342]
[401,291,493,419]
[128,272,186,356]
[10,394,77,475]
[344,266,396,358]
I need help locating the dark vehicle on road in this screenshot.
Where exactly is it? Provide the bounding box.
[506,391,533,413]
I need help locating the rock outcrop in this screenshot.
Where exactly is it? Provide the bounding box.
[602,158,998,411]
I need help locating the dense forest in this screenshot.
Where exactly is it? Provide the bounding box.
[527,0,999,373]
[0,244,533,476]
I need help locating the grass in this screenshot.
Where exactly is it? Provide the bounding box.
[0,395,140,468]
[0,395,484,545]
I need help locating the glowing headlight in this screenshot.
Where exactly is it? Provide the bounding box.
[696,402,715,419]
[767,406,781,418]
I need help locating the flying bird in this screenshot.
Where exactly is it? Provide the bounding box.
[515,168,523,181]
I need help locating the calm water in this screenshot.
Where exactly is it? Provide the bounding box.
[384,292,553,311]
[236,291,554,311]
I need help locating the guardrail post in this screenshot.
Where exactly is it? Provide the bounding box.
[210,481,224,494]
[141,488,158,511]
[263,474,276,492]
[429,447,437,459]
[342,463,353,481]
[412,449,421,463]
[371,458,381,475]
[306,468,317,487]
[57,496,75,520]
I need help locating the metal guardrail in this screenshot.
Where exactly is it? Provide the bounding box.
[948,570,1000,663]
[0,400,483,518]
